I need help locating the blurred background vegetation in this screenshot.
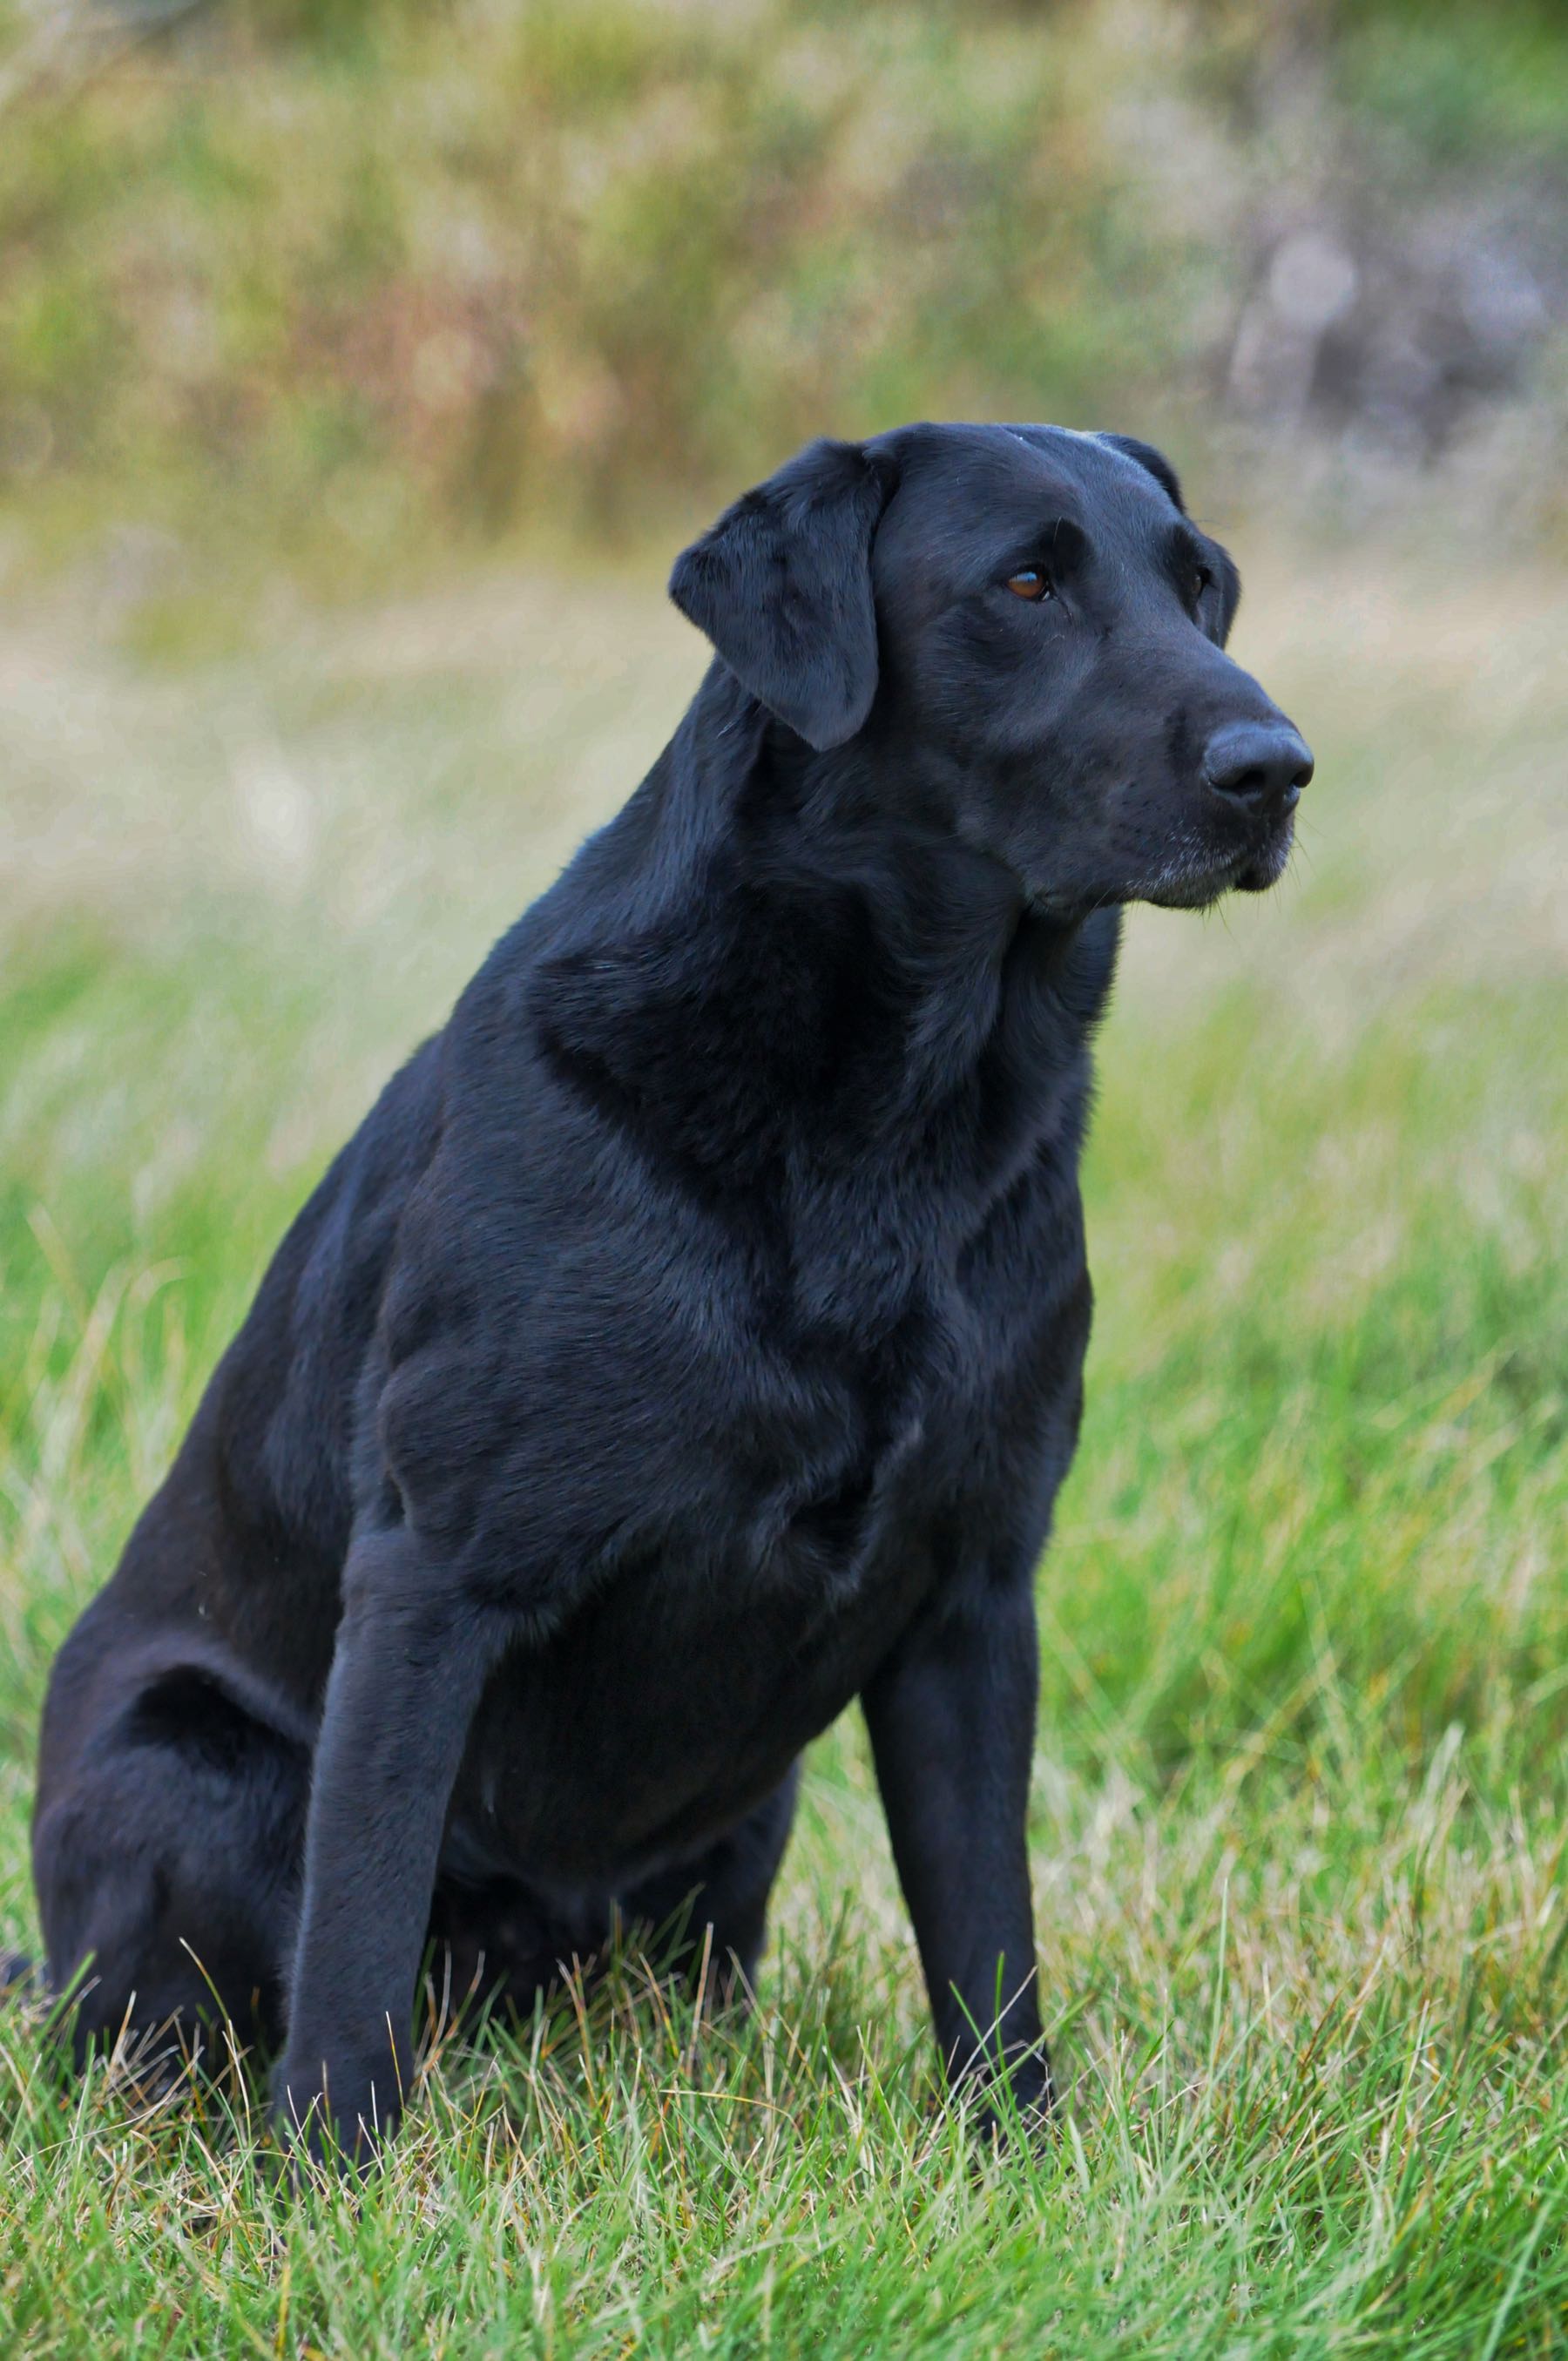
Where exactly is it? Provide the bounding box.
[3,0,1568,647]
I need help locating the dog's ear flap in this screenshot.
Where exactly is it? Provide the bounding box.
[668,438,896,751]
[1213,547,1242,646]
[1098,432,1243,644]
[1098,432,1187,516]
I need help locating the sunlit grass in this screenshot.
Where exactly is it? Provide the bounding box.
[2,544,1565,2353]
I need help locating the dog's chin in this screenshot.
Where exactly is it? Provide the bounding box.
[1232,837,1294,893]
[1019,822,1294,921]
[1142,866,1233,911]
[1142,822,1294,911]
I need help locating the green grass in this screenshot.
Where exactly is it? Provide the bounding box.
[2,542,1566,2353]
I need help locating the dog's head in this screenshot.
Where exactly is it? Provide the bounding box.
[670,422,1311,917]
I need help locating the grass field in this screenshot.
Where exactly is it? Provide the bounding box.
[2,539,1566,2355]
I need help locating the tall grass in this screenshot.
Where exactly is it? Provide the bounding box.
[1,534,1565,2350]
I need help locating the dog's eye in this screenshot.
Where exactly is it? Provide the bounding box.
[1190,565,1213,606]
[1005,568,1052,601]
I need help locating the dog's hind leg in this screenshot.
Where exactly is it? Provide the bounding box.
[32,1633,311,2076]
[617,1767,800,2006]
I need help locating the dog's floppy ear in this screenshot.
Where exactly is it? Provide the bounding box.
[1097,432,1187,516]
[1098,432,1243,644]
[1210,545,1243,646]
[668,437,896,751]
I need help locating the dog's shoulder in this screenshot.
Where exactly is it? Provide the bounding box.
[210,1032,446,1539]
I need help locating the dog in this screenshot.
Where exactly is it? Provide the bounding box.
[29,423,1311,2158]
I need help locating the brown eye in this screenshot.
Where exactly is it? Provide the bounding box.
[1006,567,1051,601]
[1191,565,1213,605]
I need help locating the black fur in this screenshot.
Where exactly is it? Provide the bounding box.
[28,422,1311,2158]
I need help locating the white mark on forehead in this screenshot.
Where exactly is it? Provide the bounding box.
[1002,424,1102,469]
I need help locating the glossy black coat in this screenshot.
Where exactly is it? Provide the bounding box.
[30,423,1309,2155]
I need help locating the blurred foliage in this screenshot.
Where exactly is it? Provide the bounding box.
[1,0,1566,621]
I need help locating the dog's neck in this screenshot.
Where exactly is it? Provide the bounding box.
[535,667,1119,1211]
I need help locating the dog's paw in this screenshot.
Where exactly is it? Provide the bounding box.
[270,2056,401,2181]
[959,2054,1057,2158]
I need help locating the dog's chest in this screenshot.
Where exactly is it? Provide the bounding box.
[625,1141,1081,1621]
[452,1160,1087,1880]
[465,1420,950,1880]
[644,1198,1053,1662]
[744,1290,973,1595]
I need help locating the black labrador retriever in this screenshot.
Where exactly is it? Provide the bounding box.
[30,422,1311,2157]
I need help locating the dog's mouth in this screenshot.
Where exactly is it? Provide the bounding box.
[1142,816,1295,910]
[1231,820,1295,895]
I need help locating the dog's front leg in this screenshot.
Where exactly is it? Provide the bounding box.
[861,1565,1051,2134]
[273,1523,507,2165]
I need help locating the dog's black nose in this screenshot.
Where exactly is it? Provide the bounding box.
[1202,720,1314,819]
